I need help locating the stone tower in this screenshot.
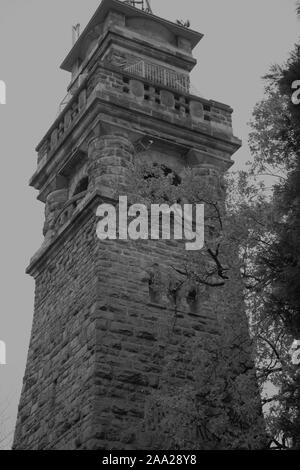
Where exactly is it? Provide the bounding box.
[13,0,264,450]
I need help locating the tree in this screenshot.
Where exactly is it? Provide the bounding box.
[246,46,300,448]
[122,158,267,449]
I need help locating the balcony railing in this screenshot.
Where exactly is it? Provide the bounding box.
[124,60,190,94]
[36,64,233,165]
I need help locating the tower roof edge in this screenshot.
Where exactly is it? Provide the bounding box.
[60,0,203,72]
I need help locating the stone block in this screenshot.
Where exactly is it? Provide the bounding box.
[190,100,204,120]
[160,90,175,108]
[129,79,144,99]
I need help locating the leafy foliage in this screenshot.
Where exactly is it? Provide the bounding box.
[246,45,300,448]
[126,158,268,449]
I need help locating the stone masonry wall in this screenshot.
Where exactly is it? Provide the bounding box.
[13,213,98,450]
[91,236,224,450]
[14,204,225,450]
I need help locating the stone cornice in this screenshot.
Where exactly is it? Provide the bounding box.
[61,0,203,72]
[101,29,197,71]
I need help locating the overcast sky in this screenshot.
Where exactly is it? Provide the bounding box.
[0,0,299,448]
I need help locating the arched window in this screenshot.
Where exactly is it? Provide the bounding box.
[143,163,181,186]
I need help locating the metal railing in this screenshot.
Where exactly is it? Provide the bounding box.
[124,60,190,94]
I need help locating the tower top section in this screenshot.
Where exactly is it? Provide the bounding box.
[60,0,203,73]
[32,0,240,202]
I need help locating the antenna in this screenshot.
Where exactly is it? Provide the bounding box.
[123,0,153,13]
[72,23,81,45]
